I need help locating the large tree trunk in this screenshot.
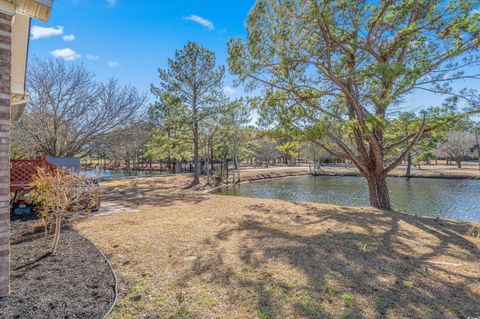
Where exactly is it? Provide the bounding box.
[210,138,215,172]
[476,131,480,170]
[234,154,240,183]
[205,159,210,185]
[405,152,412,177]
[225,159,229,182]
[456,158,462,168]
[365,174,391,210]
[192,121,200,185]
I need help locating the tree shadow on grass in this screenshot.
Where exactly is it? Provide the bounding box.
[178,201,480,318]
[101,179,209,209]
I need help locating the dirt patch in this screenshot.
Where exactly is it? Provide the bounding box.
[0,215,115,319]
[77,175,480,319]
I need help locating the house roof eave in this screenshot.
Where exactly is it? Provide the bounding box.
[0,0,53,21]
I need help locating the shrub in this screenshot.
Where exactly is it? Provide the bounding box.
[30,167,98,254]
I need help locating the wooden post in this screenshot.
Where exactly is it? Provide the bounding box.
[0,10,12,297]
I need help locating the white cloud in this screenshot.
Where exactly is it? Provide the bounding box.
[86,54,100,60]
[223,86,237,95]
[184,15,214,30]
[105,0,117,7]
[62,34,76,42]
[51,48,81,61]
[31,25,63,40]
[108,60,119,68]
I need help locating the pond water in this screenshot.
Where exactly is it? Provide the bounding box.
[80,169,168,179]
[217,176,480,222]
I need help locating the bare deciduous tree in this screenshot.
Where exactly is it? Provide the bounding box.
[96,121,151,172]
[256,136,279,166]
[438,131,476,168]
[13,58,146,158]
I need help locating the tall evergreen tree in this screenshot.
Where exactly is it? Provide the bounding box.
[152,42,224,185]
[147,93,192,172]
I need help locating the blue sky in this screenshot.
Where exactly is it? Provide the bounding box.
[28,0,478,112]
[28,0,255,100]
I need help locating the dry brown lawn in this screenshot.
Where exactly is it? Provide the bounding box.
[75,171,480,319]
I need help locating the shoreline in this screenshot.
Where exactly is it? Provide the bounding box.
[93,162,480,184]
[313,171,480,180]
[205,165,480,193]
[96,166,480,224]
[210,170,480,225]
[78,173,480,318]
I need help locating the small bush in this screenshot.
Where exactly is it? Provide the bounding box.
[30,167,98,254]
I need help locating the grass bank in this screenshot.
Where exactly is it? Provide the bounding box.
[214,162,480,190]
[74,171,480,319]
[312,161,480,180]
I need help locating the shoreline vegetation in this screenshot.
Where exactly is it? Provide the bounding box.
[87,160,480,184]
[74,166,480,319]
[220,161,480,187]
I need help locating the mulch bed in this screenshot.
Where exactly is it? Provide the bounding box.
[0,214,115,319]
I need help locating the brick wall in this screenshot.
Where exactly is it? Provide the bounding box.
[0,10,11,297]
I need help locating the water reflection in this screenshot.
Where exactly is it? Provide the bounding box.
[217,176,480,222]
[80,169,168,179]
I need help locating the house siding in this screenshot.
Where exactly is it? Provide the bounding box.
[0,10,11,297]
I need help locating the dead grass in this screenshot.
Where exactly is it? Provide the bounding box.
[75,170,480,319]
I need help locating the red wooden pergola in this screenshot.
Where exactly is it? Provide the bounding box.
[10,154,57,192]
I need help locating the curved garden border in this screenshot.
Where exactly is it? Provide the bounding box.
[75,227,119,319]
[0,217,117,319]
